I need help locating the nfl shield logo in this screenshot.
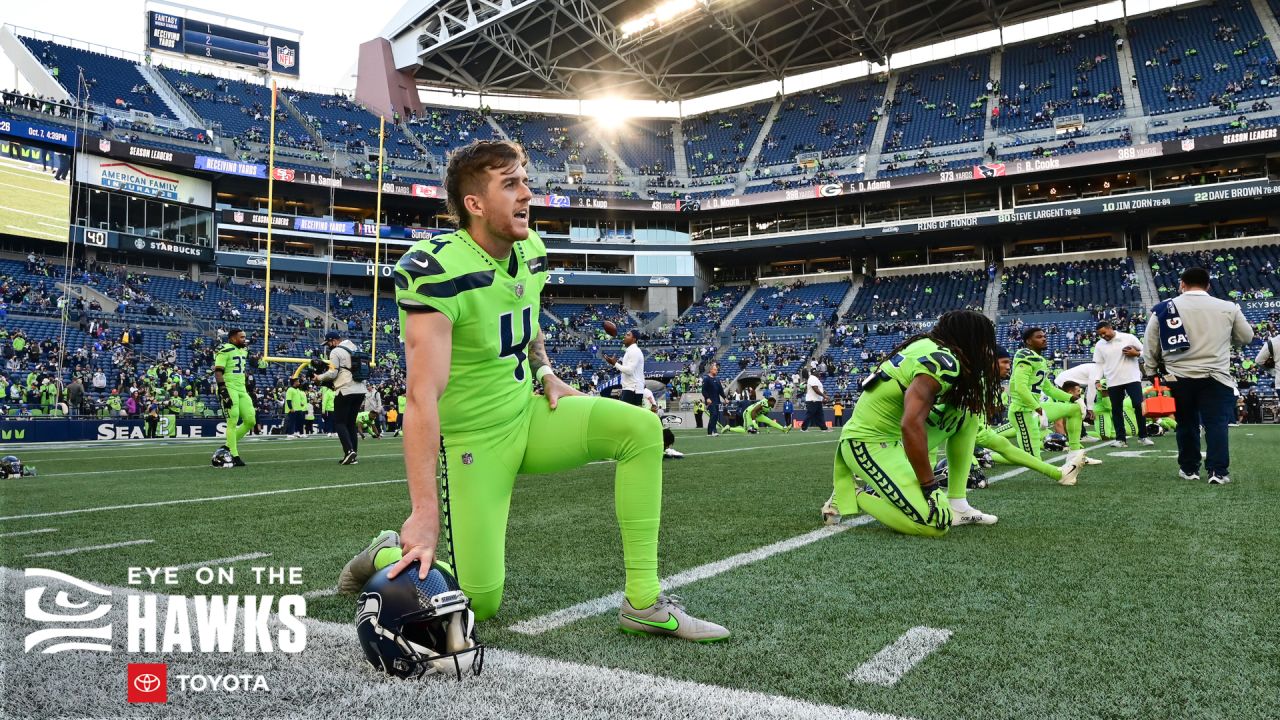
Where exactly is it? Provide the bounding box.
[98,139,111,153]
[233,212,245,223]
[1181,138,1195,152]
[513,283,524,298]
[462,453,474,465]
[275,45,296,70]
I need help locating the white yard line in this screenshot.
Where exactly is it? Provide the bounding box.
[0,205,66,221]
[511,456,1063,636]
[0,179,66,197]
[25,539,154,558]
[848,626,954,687]
[43,451,406,477]
[0,478,407,522]
[511,522,865,635]
[0,527,57,538]
[302,585,338,599]
[165,552,273,572]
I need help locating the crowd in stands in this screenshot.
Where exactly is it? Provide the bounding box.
[994,28,1125,131]
[1151,245,1280,300]
[846,270,986,321]
[999,258,1140,313]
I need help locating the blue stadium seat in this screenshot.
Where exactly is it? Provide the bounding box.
[1128,2,1279,115]
[996,28,1125,132]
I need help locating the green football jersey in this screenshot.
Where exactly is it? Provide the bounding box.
[395,229,549,435]
[746,398,769,418]
[214,343,249,390]
[843,338,962,444]
[1009,348,1072,409]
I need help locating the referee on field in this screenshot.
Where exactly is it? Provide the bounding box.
[605,329,646,406]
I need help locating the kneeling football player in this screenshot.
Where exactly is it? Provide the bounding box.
[823,310,1002,534]
[339,140,727,642]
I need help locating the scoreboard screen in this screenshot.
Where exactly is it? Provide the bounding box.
[147,11,300,78]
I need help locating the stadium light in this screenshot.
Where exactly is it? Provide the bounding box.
[620,0,700,38]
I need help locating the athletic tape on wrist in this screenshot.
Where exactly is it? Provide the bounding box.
[535,365,555,384]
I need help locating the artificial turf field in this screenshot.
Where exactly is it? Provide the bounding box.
[0,154,70,242]
[2,425,1277,719]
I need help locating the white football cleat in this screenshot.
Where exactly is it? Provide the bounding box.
[950,505,998,526]
[1140,437,1156,446]
[663,447,685,459]
[820,494,841,525]
[619,594,729,642]
[1178,470,1200,481]
[1058,455,1083,486]
[1081,434,1101,443]
[1080,454,1103,465]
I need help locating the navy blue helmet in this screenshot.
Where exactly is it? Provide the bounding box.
[355,561,483,680]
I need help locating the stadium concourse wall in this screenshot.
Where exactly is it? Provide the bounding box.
[0,417,284,443]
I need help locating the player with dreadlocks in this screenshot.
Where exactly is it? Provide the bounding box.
[822,310,1003,535]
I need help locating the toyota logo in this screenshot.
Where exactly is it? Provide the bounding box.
[133,674,161,693]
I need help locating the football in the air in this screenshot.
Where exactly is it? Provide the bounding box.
[602,320,618,337]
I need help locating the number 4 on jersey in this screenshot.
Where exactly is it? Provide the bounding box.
[499,306,534,382]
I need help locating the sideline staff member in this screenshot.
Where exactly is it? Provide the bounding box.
[1143,267,1253,484]
[606,329,646,406]
[316,330,368,464]
[1094,320,1151,447]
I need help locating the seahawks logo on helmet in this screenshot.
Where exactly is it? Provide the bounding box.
[0,455,34,479]
[1043,432,1069,452]
[1146,422,1166,437]
[932,457,988,490]
[355,561,483,680]
[211,447,235,469]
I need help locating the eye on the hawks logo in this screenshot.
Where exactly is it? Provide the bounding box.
[23,568,113,654]
[275,45,296,70]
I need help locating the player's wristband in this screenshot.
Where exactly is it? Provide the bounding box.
[535,365,556,385]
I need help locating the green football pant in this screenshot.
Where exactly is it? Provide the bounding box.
[1096,406,1138,440]
[976,424,1062,481]
[831,417,977,537]
[222,389,255,456]
[1002,402,1080,457]
[441,394,663,621]
[725,414,787,433]
[1043,401,1082,450]
[832,440,951,537]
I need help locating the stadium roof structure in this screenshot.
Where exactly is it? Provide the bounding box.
[378,0,1107,101]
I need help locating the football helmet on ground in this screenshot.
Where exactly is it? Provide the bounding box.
[211,447,235,468]
[1043,432,1069,452]
[356,562,483,680]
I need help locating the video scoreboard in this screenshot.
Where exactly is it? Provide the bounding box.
[147,11,300,77]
